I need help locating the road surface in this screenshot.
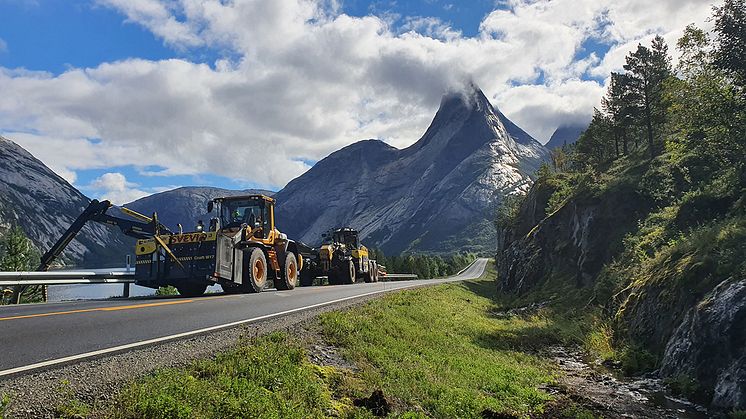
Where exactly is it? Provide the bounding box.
[0,258,488,377]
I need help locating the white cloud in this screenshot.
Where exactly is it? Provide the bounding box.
[86,172,151,205]
[0,38,7,53]
[0,0,715,189]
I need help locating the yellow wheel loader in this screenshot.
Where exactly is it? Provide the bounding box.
[300,228,378,286]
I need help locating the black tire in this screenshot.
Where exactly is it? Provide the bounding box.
[328,269,339,285]
[341,260,356,284]
[370,261,378,283]
[275,252,298,290]
[363,261,373,283]
[176,283,207,297]
[300,267,315,287]
[242,247,268,293]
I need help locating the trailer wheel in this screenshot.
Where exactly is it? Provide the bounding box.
[341,260,356,284]
[243,248,268,293]
[275,252,298,290]
[176,283,207,297]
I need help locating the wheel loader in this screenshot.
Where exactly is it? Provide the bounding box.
[300,227,378,286]
[134,194,304,296]
[42,194,303,297]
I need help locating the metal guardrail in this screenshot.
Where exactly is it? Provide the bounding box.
[380,273,418,280]
[0,269,134,287]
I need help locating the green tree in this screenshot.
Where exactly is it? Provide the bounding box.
[572,108,614,170]
[602,72,637,156]
[665,24,746,170]
[623,36,672,159]
[1,226,41,304]
[712,0,746,88]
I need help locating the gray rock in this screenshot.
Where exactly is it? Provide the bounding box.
[660,278,746,409]
[0,137,132,268]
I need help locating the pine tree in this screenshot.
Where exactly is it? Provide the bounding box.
[602,72,637,156]
[623,36,672,159]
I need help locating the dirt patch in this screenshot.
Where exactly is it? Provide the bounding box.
[353,389,392,417]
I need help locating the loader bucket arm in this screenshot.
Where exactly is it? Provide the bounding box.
[38,199,172,271]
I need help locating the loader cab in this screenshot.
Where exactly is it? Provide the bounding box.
[333,228,360,249]
[209,195,274,239]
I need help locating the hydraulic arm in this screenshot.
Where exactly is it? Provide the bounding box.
[37,199,171,271]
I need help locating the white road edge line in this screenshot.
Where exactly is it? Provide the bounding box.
[0,260,485,378]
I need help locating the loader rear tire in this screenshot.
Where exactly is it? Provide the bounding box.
[243,248,268,293]
[176,283,207,297]
[275,252,298,290]
[363,261,373,283]
[341,260,356,285]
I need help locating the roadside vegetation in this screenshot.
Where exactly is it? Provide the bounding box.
[52,262,599,418]
[495,0,745,410]
[368,249,476,279]
[0,226,42,305]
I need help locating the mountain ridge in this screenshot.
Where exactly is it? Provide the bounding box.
[275,85,549,253]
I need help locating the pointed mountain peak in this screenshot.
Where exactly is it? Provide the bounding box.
[437,82,494,117]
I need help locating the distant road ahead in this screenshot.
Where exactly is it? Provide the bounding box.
[0,258,488,377]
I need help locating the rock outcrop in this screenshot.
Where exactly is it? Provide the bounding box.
[660,278,746,409]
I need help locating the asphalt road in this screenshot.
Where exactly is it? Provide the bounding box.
[0,258,488,377]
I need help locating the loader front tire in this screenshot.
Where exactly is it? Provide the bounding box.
[275,252,298,290]
[243,248,268,293]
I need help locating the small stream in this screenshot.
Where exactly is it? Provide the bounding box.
[546,346,709,418]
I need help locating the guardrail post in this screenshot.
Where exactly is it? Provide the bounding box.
[123,255,131,298]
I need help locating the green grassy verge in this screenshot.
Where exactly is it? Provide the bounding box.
[70,262,596,418]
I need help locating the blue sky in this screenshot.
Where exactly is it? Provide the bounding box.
[0,0,713,203]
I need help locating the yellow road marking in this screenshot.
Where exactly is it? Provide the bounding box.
[0,299,194,321]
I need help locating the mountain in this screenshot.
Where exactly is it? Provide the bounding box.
[125,187,274,232]
[544,123,587,150]
[275,85,549,254]
[0,136,133,268]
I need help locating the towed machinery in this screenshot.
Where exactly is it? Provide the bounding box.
[300,227,378,286]
[42,194,302,297]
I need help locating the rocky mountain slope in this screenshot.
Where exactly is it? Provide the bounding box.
[544,123,586,150]
[125,187,274,233]
[275,85,549,254]
[0,137,133,268]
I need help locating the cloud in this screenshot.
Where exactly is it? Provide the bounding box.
[86,172,152,205]
[0,38,7,53]
[0,0,715,190]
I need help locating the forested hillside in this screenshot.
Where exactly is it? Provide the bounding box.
[496,0,745,412]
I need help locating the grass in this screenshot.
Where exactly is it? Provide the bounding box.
[82,261,598,418]
[318,263,558,418]
[0,393,9,419]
